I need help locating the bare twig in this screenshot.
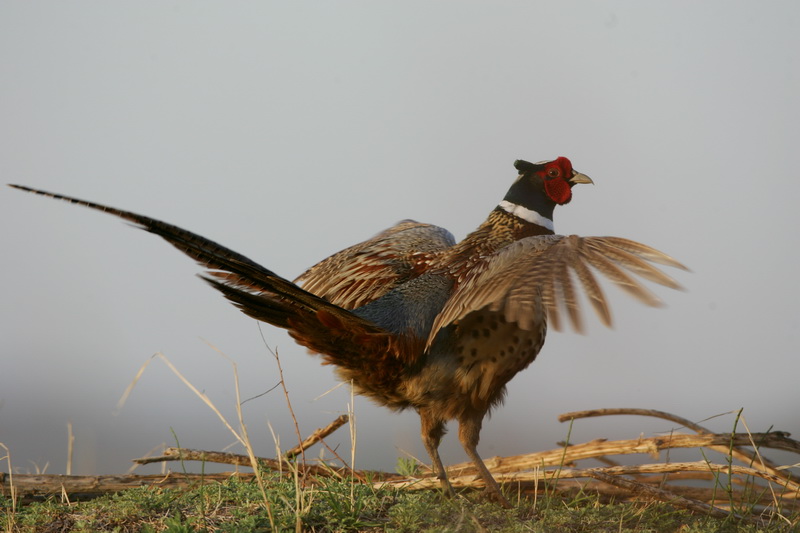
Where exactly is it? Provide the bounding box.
[132,446,368,480]
[377,461,800,493]
[4,472,255,500]
[284,414,349,460]
[558,408,791,482]
[558,408,713,433]
[441,432,800,479]
[258,328,306,465]
[9,406,798,526]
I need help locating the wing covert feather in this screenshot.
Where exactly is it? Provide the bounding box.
[295,220,455,309]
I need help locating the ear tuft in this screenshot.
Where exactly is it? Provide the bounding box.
[514,159,537,173]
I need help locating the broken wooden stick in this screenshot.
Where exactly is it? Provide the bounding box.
[284,414,349,459]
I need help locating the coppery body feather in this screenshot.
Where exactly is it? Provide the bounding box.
[9,156,687,507]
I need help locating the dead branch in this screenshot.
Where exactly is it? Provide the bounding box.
[377,461,799,493]
[134,447,268,467]
[132,446,395,482]
[284,414,349,460]
[558,407,712,433]
[4,408,798,524]
[440,432,800,479]
[0,472,255,501]
[558,407,790,481]
[520,462,799,496]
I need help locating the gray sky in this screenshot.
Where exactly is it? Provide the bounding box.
[1,2,798,476]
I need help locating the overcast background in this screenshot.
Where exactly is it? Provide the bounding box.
[1,2,798,477]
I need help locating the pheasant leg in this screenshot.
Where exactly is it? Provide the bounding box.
[420,409,455,496]
[458,412,512,508]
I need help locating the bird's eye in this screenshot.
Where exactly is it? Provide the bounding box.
[547,168,560,179]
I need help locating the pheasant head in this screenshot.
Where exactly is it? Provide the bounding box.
[498,157,593,232]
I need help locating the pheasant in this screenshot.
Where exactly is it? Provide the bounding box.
[9,157,687,506]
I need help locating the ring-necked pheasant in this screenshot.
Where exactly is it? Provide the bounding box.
[9,157,687,506]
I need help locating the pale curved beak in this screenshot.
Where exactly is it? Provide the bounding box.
[569,171,593,185]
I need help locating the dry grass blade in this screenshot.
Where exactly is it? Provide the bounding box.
[112,348,277,529]
[0,443,16,518]
[66,420,74,477]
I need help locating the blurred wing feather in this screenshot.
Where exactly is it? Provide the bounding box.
[571,251,610,329]
[588,237,688,271]
[553,256,583,333]
[427,234,686,347]
[580,248,660,307]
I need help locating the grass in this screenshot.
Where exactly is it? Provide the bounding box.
[2,345,798,532]
[4,473,797,532]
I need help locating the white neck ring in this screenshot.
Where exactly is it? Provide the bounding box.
[498,200,554,231]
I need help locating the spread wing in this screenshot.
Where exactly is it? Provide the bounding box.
[428,234,688,347]
[295,220,455,309]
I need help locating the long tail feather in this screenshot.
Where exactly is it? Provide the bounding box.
[9,184,406,363]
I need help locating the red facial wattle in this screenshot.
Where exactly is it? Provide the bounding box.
[543,157,574,205]
[544,177,572,205]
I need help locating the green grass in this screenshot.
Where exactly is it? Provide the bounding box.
[3,474,796,532]
[4,353,796,531]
